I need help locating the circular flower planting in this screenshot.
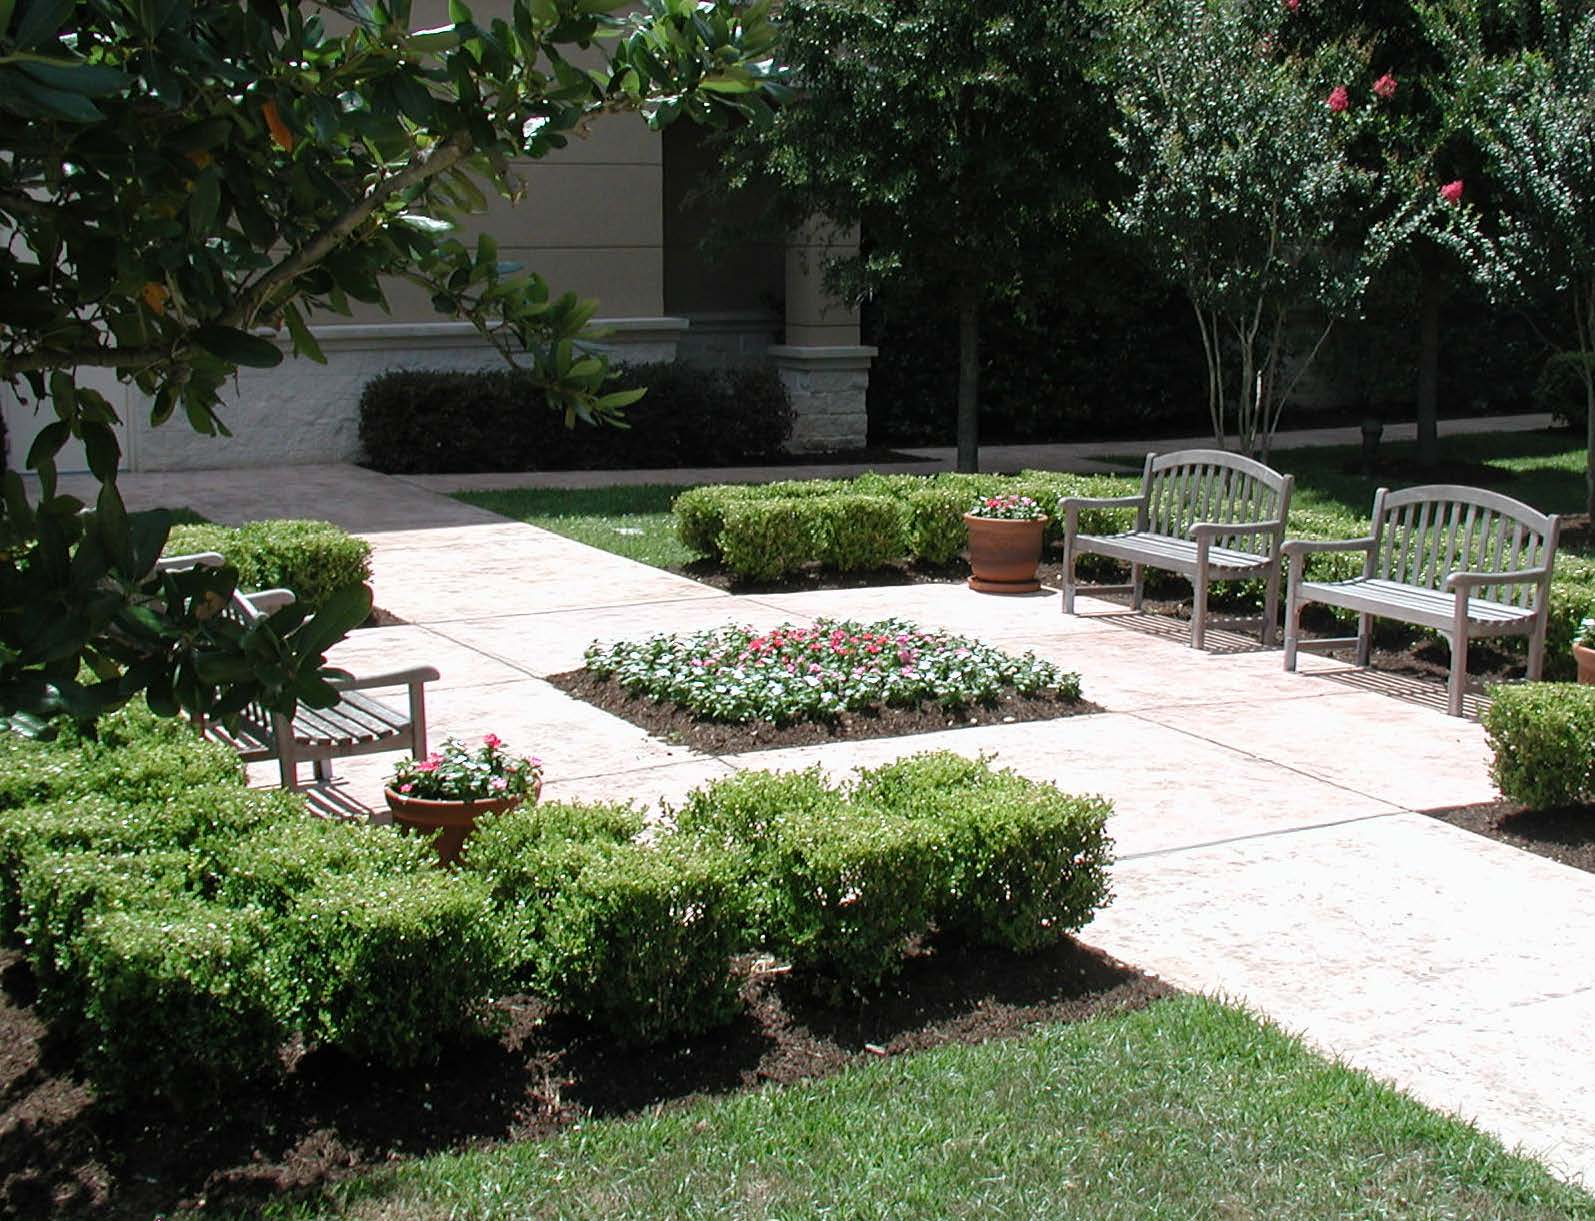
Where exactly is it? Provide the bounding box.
[557,617,1092,752]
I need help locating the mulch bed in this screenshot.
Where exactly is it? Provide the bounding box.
[0,937,1171,1220]
[1424,800,1595,875]
[546,669,1099,754]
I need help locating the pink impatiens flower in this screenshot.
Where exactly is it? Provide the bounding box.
[483,733,502,748]
[1326,85,1350,113]
[1284,0,1299,9]
[1372,73,1397,100]
[1439,179,1464,205]
[415,759,438,773]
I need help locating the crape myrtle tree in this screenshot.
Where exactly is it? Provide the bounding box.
[1283,0,1495,469]
[718,0,1111,473]
[1423,0,1595,516]
[0,0,783,736]
[1107,0,1376,461]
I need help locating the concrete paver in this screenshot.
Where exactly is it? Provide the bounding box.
[69,420,1594,1187]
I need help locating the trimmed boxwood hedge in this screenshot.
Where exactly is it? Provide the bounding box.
[1483,683,1595,809]
[359,361,794,474]
[165,518,372,613]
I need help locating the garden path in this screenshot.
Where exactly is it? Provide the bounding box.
[68,421,1595,1188]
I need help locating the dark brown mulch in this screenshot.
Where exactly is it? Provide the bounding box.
[546,669,1099,755]
[1424,799,1595,875]
[0,936,1171,1220]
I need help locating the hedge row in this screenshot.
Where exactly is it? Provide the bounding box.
[466,752,1114,1029]
[359,361,793,475]
[164,518,373,613]
[3,705,1114,1093]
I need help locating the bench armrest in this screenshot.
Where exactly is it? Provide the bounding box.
[240,588,297,615]
[155,551,226,573]
[1190,520,1284,540]
[1444,567,1552,592]
[1282,536,1376,558]
[330,665,442,690]
[1058,494,1145,511]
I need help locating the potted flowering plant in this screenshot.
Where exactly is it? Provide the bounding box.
[1574,616,1595,686]
[385,734,543,865]
[963,494,1050,593]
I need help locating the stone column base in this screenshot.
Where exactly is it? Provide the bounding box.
[767,344,876,454]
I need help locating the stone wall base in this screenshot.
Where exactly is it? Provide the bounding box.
[768,344,876,454]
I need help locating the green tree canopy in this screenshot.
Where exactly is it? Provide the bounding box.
[0,0,782,734]
[719,0,1111,471]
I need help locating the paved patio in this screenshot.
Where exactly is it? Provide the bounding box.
[85,439,1595,1187]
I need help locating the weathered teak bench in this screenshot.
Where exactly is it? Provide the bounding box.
[1282,485,1561,717]
[157,554,438,788]
[1060,449,1294,649]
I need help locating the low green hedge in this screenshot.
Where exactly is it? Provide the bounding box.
[1483,683,1595,809]
[359,361,794,474]
[164,518,372,613]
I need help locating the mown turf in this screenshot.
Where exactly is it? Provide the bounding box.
[264,995,1592,1221]
[453,484,698,569]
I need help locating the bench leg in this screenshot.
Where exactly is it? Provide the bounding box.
[1261,562,1281,648]
[1447,633,1468,717]
[1527,622,1547,681]
[313,756,335,783]
[1355,613,1373,667]
[1061,535,1077,615]
[1282,557,1302,671]
[1131,564,1145,611]
[1190,576,1208,650]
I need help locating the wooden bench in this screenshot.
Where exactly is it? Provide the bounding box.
[1282,485,1561,717]
[1060,450,1294,648]
[157,554,438,788]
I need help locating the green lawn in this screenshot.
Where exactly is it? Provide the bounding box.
[264,996,1589,1220]
[453,484,699,569]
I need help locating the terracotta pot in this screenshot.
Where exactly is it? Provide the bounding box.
[383,779,539,865]
[964,513,1049,594]
[1575,642,1595,686]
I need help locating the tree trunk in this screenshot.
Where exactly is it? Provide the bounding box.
[1416,268,1441,469]
[1585,359,1595,521]
[956,291,980,474]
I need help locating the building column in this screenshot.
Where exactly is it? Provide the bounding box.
[768,218,876,454]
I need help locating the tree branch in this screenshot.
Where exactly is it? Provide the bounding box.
[223,129,477,330]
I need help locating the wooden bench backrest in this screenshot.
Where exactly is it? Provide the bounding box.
[221,587,295,745]
[1142,449,1292,555]
[1369,484,1558,608]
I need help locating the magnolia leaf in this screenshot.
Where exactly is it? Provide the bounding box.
[193,324,284,368]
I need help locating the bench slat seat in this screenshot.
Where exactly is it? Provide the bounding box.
[155,555,437,788]
[1061,449,1294,649]
[1283,484,1560,717]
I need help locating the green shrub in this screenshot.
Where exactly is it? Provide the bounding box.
[276,869,504,1064]
[718,500,813,581]
[812,495,907,572]
[165,519,372,612]
[17,849,196,1026]
[904,486,975,565]
[465,802,743,1043]
[1483,683,1595,809]
[527,840,746,1044]
[852,752,1114,953]
[1534,350,1595,431]
[78,898,289,1100]
[358,362,793,475]
[216,818,434,913]
[676,769,941,988]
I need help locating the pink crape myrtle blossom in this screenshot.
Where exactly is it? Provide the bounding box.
[1372,73,1397,100]
[1439,179,1464,205]
[1326,85,1349,113]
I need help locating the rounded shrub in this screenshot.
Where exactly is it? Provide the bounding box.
[165,519,372,613]
[1483,683,1595,809]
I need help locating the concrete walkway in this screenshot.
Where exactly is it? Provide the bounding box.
[73,424,1595,1187]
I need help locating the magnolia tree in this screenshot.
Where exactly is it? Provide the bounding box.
[1426,1,1595,515]
[717,0,1110,472]
[1108,0,1377,459]
[0,0,782,734]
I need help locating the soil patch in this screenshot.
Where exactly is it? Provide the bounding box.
[1425,799,1595,875]
[0,937,1171,1220]
[547,669,1100,755]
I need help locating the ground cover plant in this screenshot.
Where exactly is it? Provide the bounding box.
[558,617,1092,752]
[267,995,1594,1221]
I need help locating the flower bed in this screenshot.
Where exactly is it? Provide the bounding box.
[582,617,1080,725]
